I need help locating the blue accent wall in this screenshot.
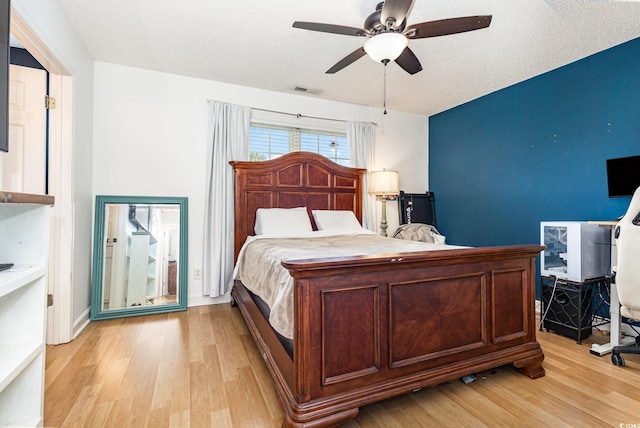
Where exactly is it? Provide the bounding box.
[429,37,640,249]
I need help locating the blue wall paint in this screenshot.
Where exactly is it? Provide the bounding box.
[429,37,640,249]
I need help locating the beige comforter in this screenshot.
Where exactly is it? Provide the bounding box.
[233,230,461,340]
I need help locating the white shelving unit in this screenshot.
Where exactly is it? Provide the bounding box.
[127,231,157,306]
[0,192,53,427]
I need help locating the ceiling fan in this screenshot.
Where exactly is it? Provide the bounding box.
[293,0,492,75]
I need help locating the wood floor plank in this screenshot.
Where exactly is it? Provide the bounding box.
[216,336,250,383]
[168,409,190,428]
[187,411,211,428]
[188,308,206,364]
[342,405,390,428]
[146,405,171,428]
[238,333,282,421]
[210,409,233,427]
[152,360,179,411]
[407,386,489,428]
[45,305,640,427]
[102,397,134,427]
[44,361,99,425]
[438,380,531,426]
[461,370,571,427]
[189,345,226,413]
[225,365,280,427]
[61,384,103,428]
[82,400,113,428]
[478,368,608,426]
[93,357,130,403]
[169,358,192,415]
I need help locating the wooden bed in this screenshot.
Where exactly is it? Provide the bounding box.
[230,151,545,427]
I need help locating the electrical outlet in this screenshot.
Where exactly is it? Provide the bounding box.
[194,268,202,279]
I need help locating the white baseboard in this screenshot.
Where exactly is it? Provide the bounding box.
[73,307,91,340]
[188,292,231,307]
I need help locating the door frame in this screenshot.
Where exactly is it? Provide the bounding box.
[11,10,75,344]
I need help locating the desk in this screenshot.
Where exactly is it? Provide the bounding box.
[587,221,635,355]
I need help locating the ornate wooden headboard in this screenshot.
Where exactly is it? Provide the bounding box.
[230,151,366,260]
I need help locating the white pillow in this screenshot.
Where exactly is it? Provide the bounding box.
[254,207,313,235]
[312,210,362,232]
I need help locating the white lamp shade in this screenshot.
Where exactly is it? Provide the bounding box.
[364,32,408,63]
[369,169,399,196]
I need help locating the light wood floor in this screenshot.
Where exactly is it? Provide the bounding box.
[45,304,640,427]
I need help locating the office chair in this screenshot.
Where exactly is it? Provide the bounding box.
[611,186,640,366]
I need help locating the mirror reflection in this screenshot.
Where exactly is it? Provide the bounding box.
[91,196,188,320]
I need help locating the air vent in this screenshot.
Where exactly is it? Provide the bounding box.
[289,86,323,95]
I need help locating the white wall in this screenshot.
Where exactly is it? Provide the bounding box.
[372,112,429,233]
[93,61,429,306]
[13,0,94,338]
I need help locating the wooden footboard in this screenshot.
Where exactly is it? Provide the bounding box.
[232,244,545,428]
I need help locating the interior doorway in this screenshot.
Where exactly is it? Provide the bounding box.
[10,9,75,345]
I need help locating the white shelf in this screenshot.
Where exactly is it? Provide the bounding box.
[0,351,45,427]
[0,342,43,393]
[0,266,46,299]
[0,193,52,428]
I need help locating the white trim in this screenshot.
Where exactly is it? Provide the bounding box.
[11,9,75,345]
[188,293,231,307]
[9,10,69,75]
[72,307,90,340]
[46,73,74,345]
[250,108,346,134]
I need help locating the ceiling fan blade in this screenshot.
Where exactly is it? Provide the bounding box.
[380,0,414,29]
[293,21,370,37]
[326,47,367,74]
[394,47,422,75]
[405,16,492,39]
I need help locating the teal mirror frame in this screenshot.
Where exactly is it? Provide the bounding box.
[90,195,188,320]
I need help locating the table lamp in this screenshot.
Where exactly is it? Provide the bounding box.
[368,169,399,237]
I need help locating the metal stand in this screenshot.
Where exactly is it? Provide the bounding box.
[590,280,635,355]
[540,276,609,344]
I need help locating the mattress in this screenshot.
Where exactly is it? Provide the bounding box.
[233,230,462,340]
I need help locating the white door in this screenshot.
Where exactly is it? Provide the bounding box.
[1,64,47,193]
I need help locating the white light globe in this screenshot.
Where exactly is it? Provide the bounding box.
[364,33,408,63]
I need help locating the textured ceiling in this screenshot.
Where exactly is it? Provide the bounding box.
[56,0,640,116]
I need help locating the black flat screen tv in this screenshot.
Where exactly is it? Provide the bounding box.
[0,0,9,153]
[606,155,640,197]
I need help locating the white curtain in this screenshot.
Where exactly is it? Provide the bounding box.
[346,121,375,230]
[203,100,250,297]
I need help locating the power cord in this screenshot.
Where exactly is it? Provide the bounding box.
[539,276,559,330]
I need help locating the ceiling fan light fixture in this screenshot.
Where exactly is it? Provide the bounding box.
[364,32,408,63]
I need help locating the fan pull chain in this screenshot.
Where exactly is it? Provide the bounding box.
[383,60,388,115]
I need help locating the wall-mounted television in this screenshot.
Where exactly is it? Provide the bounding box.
[606,155,640,197]
[0,0,9,153]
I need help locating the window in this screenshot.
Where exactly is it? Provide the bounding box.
[249,124,350,166]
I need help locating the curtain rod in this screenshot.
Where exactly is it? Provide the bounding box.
[251,107,377,126]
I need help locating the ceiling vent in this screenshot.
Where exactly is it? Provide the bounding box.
[289,86,323,95]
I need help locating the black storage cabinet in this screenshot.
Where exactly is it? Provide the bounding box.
[540,276,608,344]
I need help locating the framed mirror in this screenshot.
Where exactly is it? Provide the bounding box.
[90,195,188,320]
